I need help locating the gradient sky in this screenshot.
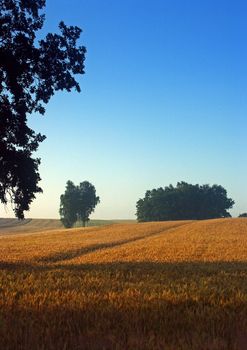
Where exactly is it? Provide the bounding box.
[2,0,247,219]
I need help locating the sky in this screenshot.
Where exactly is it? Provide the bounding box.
[2,0,247,219]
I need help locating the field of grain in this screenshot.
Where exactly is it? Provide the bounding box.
[0,218,247,349]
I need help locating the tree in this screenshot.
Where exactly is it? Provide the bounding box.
[77,181,100,227]
[59,181,78,228]
[0,0,86,219]
[136,182,234,222]
[59,181,100,228]
[239,213,247,218]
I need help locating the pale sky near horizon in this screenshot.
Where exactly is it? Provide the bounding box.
[1,0,247,219]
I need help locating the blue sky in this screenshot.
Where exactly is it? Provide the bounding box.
[3,0,247,219]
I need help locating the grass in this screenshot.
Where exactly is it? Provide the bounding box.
[0,218,247,349]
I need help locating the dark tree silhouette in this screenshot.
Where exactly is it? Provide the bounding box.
[59,181,78,228]
[239,213,247,218]
[77,181,100,227]
[136,182,234,222]
[59,181,100,228]
[0,0,86,218]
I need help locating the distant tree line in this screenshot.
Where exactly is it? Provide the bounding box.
[239,213,247,218]
[136,182,234,222]
[59,181,100,228]
[59,180,236,228]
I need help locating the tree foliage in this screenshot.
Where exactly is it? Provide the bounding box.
[59,181,100,228]
[59,181,78,229]
[0,0,86,218]
[136,182,234,222]
[239,213,247,218]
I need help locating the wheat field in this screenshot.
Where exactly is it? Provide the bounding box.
[0,218,247,349]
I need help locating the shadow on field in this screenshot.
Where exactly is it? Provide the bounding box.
[35,223,190,264]
[0,261,247,349]
[1,259,247,278]
[0,298,246,350]
[36,237,153,263]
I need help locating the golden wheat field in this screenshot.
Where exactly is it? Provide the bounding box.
[0,218,247,350]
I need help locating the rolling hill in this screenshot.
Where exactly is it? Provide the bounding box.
[0,218,135,235]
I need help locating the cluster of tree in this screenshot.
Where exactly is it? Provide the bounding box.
[239,213,247,218]
[0,0,86,219]
[136,182,234,222]
[59,181,100,228]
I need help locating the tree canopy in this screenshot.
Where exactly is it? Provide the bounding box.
[0,0,86,218]
[239,213,247,218]
[136,182,234,222]
[59,181,100,228]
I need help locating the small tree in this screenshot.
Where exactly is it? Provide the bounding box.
[59,181,78,228]
[77,181,100,227]
[59,181,100,228]
[239,213,247,218]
